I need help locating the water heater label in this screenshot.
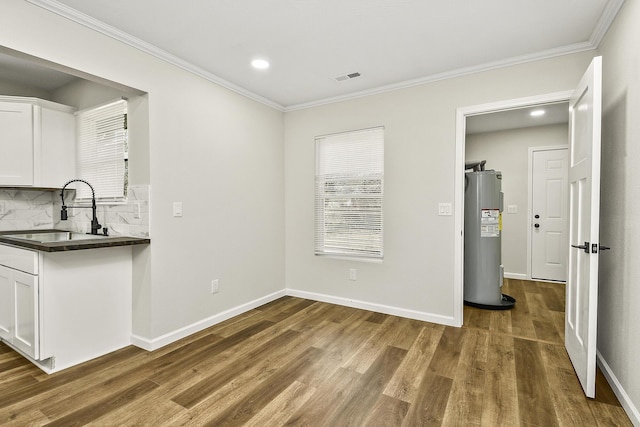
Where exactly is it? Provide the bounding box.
[480,209,501,237]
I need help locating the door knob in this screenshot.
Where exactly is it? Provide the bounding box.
[534,223,540,228]
[534,214,540,219]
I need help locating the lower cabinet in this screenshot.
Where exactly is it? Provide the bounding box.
[0,266,13,341]
[0,249,40,360]
[12,270,39,359]
[0,244,132,373]
[0,268,39,359]
[0,267,9,341]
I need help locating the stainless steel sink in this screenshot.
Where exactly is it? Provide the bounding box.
[3,231,107,243]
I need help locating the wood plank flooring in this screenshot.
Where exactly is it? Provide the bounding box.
[0,279,632,426]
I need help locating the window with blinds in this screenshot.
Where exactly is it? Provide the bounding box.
[75,99,128,202]
[315,126,384,259]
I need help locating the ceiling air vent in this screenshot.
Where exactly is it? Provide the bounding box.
[334,72,361,82]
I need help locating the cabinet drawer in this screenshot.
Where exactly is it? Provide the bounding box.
[0,244,38,274]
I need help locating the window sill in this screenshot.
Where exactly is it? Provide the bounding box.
[315,254,383,264]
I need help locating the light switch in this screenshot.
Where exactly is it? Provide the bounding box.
[173,202,183,217]
[507,205,518,214]
[438,203,452,216]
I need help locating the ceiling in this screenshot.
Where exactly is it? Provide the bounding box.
[0,49,77,92]
[17,0,623,112]
[466,102,569,134]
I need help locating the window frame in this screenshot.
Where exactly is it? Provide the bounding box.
[74,98,128,203]
[314,126,384,260]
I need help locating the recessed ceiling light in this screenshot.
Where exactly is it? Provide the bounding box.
[251,59,270,70]
[530,109,545,117]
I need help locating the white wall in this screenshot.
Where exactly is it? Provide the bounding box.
[597,0,640,422]
[284,53,594,323]
[466,124,568,277]
[0,0,285,340]
[5,10,637,422]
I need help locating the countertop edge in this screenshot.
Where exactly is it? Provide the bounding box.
[0,230,150,252]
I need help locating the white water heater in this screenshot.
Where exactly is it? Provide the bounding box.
[464,161,515,309]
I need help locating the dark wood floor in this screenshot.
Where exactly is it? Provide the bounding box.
[0,279,632,426]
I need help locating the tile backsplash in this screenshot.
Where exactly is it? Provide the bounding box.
[0,189,54,231]
[0,185,150,238]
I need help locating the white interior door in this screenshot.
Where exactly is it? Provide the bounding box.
[566,56,602,398]
[531,148,568,281]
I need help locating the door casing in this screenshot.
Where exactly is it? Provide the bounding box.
[454,90,573,326]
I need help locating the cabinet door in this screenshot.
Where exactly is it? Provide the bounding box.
[0,266,13,341]
[12,270,39,359]
[37,106,76,187]
[0,102,34,185]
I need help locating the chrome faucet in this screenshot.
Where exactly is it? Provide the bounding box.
[60,179,103,235]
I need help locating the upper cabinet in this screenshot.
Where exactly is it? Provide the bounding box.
[0,101,33,185]
[0,97,76,188]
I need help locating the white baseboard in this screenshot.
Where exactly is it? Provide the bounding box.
[285,288,458,327]
[504,272,528,280]
[123,289,638,427]
[597,350,640,426]
[130,289,286,351]
[130,287,458,352]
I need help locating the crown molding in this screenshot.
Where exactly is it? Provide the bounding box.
[284,42,596,112]
[25,0,286,112]
[589,0,625,47]
[27,0,623,113]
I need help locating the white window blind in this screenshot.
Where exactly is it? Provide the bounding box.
[75,99,127,201]
[315,127,384,259]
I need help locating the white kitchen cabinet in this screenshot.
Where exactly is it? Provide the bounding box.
[0,102,33,185]
[11,268,39,358]
[0,97,76,187]
[0,266,13,341]
[0,246,39,359]
[0,243,132,373]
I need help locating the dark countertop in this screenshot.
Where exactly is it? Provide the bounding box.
[0,229,150,253]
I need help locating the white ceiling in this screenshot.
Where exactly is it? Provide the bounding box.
[466,102,569,134]
[21,0,623,111]
[0,50,77,91]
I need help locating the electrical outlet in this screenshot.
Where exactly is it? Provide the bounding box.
[438,202,452,216]
[211,279,219,294]
[349,268,357,281]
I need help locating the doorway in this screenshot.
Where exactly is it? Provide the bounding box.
[465,109,569,283]
[453,91,573,326]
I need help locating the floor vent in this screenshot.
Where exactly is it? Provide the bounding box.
[334,72,361,82]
